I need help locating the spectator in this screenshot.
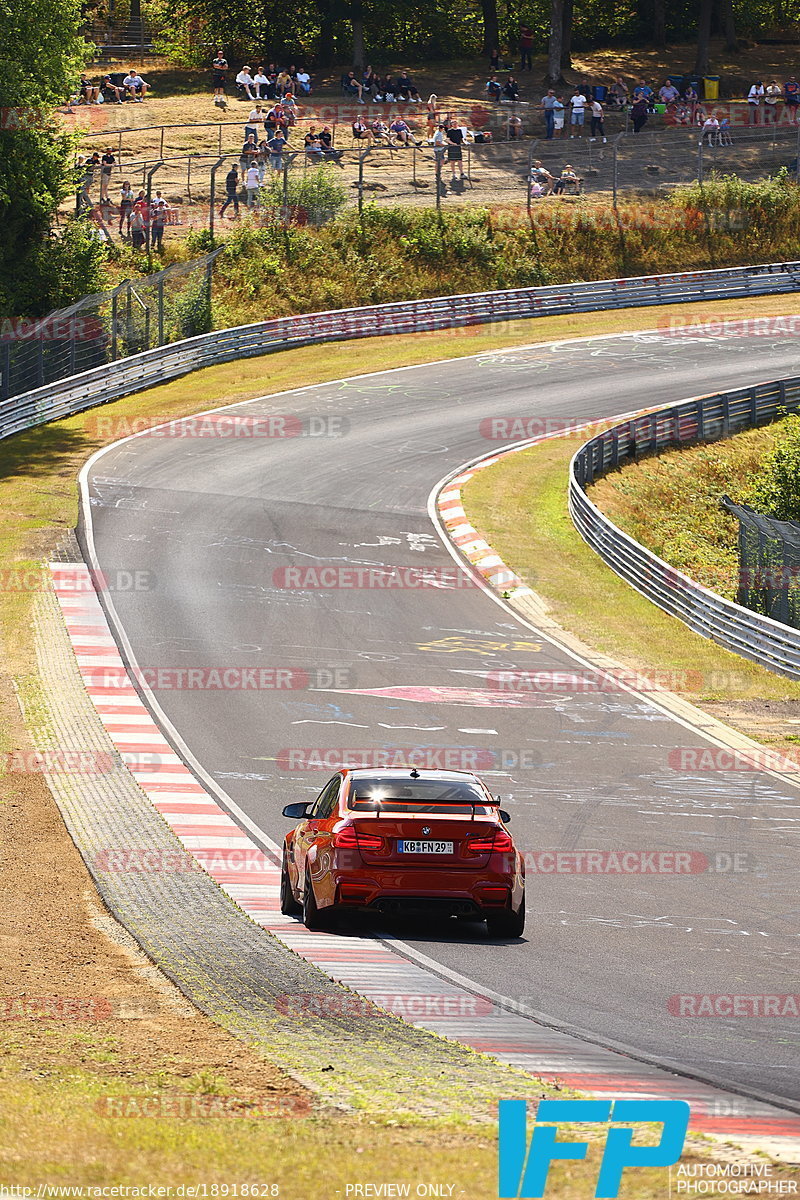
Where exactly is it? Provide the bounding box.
[79,73,99,104]
[446,122,465,179]
[396,70,420,101]
[363,65,380,97]
[123,69,149,101]
[785,76,800,122]
[489,48,500,71]
[352,117,371,143]
[633,78,654,110]
[748,80,765,124]
[245,163,260,207]
[282,93,299,124]
[553,164,579,194]
[99,148,115,201]
[659,78,679,106]
[296,67,312,95]
[432,122,448,167]
[589,96,606,142]
[240,133,259,174]
[134,190,150,246]
[529,159,555,194]
[235,66,256,101]
[220,165,240,217]
[150,191,167,250]
[507,111,523,139]
[129,202,146,249]
[304,131,324,162]
[100,75,123,104]
[553,95,565,137]
[631,95,649,133]
[390,116,417,146]
[343,70,365,103]
[245,104,263,141]
[381,73,396,101]
[212,50,228,103]
[485,74,502,101]
[267,130,287,172]
[426,94,439,134]
[701,113,720,144]
[118,180,134,235]
[519,24,533,71]
[541,88,558,138]
[503,75,520,102]
[569,88,587,137]
[252,66,269,99]
[371,117,390,144]
[765,80,782,123]
[276,68,292,97]
[609,76,629,108]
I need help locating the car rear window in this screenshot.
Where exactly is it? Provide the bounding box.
[348,777,494,815]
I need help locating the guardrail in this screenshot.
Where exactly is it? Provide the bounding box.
[5,259,800,446]
[569,377,800,680]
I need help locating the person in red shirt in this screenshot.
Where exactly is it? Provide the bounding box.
[785,76,800,122]
[519,25,533,71]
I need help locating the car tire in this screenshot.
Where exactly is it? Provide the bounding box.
[280,850,301,916]
[302,876,330,930]
[486,897,525,939]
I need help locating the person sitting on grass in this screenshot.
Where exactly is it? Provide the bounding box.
[485,74,502,100]
[100,75,124,104]
[380,74,396,101]
[529,160,555,194]
[396,70,420,101]
[235,66,256,100]
[122,69,149,101]
[78,73,99,104]
[503,75,520,102]
[507,111,523,138]
[295,67,312,95]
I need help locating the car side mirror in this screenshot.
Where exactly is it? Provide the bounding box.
[282,802,311,819]
[499,809,512,824]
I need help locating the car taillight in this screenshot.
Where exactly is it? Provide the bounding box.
[333,825,384,851]
[465,830,514,856]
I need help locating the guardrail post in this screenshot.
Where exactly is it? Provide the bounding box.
[698,398,705,440]
[722,393,730,437]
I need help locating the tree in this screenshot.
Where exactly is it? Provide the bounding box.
[560,0,573,69]
[652,0,667,48]
[0,0,105,319]
[718,0,739,52]
[547,0,564,83]
[480,0,499,57]
[694,0,714,75]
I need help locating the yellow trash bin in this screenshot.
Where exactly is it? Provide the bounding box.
[704,76,720,100]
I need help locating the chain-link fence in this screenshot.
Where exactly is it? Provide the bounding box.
[0,251,221,402]
[721,495,800,629]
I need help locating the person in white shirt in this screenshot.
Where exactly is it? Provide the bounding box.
[701,114,720,145]
[747,81,765,124]
[236,67,256,101]
[245,164,260,206]
[764,80,782,123]
[589,97,606,142]
[123,71,149,100]
[295,69,311,95]
[253,68,269,98]
[569,90,586,137]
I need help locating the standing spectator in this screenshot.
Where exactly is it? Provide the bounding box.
[507,111,523,139]
[150,192,167,250]
[765,80,782,123]
[541,88,558,138]
[75,157,93,214]
[118,180,134,235]
[609,76,629,108]
[553,95,565,137]
[426,94,439,134]
[519,25,533,71]
[123,69,149,101]
[212,50,228,103]
[245,104,263,141]
[245,163,260,207]
[446,122,465,179]
[267,130,287,172]
[99,148,115,201]
[235,66,256,101]
[129,203,146,249]
[489,48,500,71]
[240,133,259,174]
[589,96,606,142]
[631,95,649,133]
[432,122,447,169]
[503,75,520,102]
[785,76,800,122]
[253,66,269,99]
[748,80,765,124]
[295,67,312,95]
[569,88,587,137]
[220,165,240,217]
[134,191,150,247]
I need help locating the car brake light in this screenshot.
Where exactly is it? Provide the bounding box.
[465,830,514,855]
[333,825,384,851]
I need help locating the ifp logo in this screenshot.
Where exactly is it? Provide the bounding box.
[498,1099,690,1198]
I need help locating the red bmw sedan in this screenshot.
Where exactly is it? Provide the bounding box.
[280,767,525,937]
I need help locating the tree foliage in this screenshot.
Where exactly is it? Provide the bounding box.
[747,413,800,522]
[0,0,106,319]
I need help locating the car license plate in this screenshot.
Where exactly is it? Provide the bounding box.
[398,840,453,855]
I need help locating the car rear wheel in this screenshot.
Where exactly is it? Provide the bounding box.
[280,850,301,916]
[302,877,331,930]
[486,897,525,939]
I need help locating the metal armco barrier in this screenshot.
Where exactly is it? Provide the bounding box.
[4,259,800,445]
[569,377,800,679]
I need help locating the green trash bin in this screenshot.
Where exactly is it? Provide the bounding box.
[704,75,720,100]
[654,102,667,114]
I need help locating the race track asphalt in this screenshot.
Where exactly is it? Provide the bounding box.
[82,326,800,1106]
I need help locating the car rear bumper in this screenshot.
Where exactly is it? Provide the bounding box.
[331,868,521,915]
